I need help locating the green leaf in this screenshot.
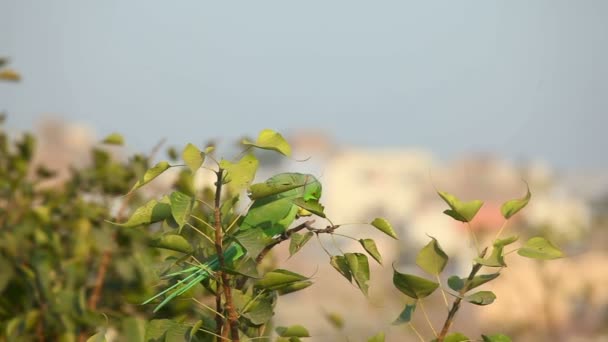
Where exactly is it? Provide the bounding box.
[443,333,469,342]
[169,191,193,230]
[111,198,172,228]
[275,325,310,338]
[122,317,146,342]
[517,237,564,260]
[465,291,496,306]
[359,239,382,264]
[324,312,344,330]
[0,254,14,293]
[482,333,512,342]
[145,319,190,341]
[276,281,313,295]
[129,161,171,193]
[189,320,203,342]
[448,273,500,292]
[345,253,370,296]
[256,269,309,291]
[330,255,352,283]
[493,235,519,248]
[393,268,439,299]
[289,232,314,256]
[243,129,292,157]
[392,303,416,325]
[220,154,259,194]
[101,133,124,145]
[367,332,385,342]
[292,198,326,218]
[416,236,448,275]
[182,143,204,172]
[86,332,107,342]
[438,191,484,222]
[150,234,193,254]
[474,246,506,267]
[370,217,398,239]
[235,290,276,325]
[501,183,531,219]
[235,228,274,259]
[249,182,305,200]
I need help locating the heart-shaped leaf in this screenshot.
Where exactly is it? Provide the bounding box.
[517,237,564,260]
[371,217,398,239]
[242,129,292,157]
[438,191,484,222]
[501,183,531,219]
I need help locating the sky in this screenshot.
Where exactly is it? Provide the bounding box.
[1,1,607,169]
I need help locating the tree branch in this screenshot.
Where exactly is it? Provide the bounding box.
[437,247,488,341]
[255,220,340,264]
[213,169,240,342]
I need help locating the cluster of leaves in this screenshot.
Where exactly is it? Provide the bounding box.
[0,116,208,341]
[115,129,399,342]
[380,185,563,342]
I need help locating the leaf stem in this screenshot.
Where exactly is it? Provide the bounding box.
[493,219,509,242]
[409,322,425,342]
[418,299,437,337]
[435,273,450,310]
[465,222,480,255]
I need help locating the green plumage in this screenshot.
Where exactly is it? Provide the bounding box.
[143,173,322,312]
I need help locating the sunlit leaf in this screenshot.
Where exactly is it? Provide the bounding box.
[129,161,171,193]
[416,236,448,275]
[493,235,519,248]
[443,333,469,342]
[293,198,326,218]
[465,291,496,306]
[393,268,438,299]
[220,154,259,194]
[482,333,512,342]
[370,217,398,239]
[101,133,124,145]
[242,129,292,157]
[0,69,20,81]
[235,228,274,258]
[86,331,106,342]
[275,325,310,338]
[517,237,564,260]
[169,191,193,230]
[255,269,309,290]
[111,198,172,228]
[330,255,352,283]
[182,143,204,173]
[150,234,193,254]
[345,253,370,296]
[474,246,506,267]
[438,191,484,222]
[367,332,385,342]
[392,302,416,325]
[501,183,531,219]
[359,239,382,264]
[324,312,344,330]
[289,232,314,257]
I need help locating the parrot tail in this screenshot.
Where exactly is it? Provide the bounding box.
[143,243,245,312]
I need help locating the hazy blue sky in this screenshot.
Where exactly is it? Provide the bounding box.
[1,1,607,169]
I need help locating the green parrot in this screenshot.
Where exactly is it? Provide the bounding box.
[143,173,322,312]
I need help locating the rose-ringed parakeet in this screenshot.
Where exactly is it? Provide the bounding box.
[143,173,322,312]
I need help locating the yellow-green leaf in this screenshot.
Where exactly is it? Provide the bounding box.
[101,133,124,145]
[465,291,496,306]
[416,236,448,275]
[129,161,171,193]
[182,143,204,172]
[330,255,352,283]
[275,325,310,338]
[370,217,398,239]
[220,154,259,194]
[501,183,531,219]
[345,253,370,296]
[517,237,564,260]
[110,198,172,228]
[242,129,292,156]
[169,191,193,230]
[438,191,484,222]
[359,239,382,264]
[150,234,193,254]
[367,332,385,342]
